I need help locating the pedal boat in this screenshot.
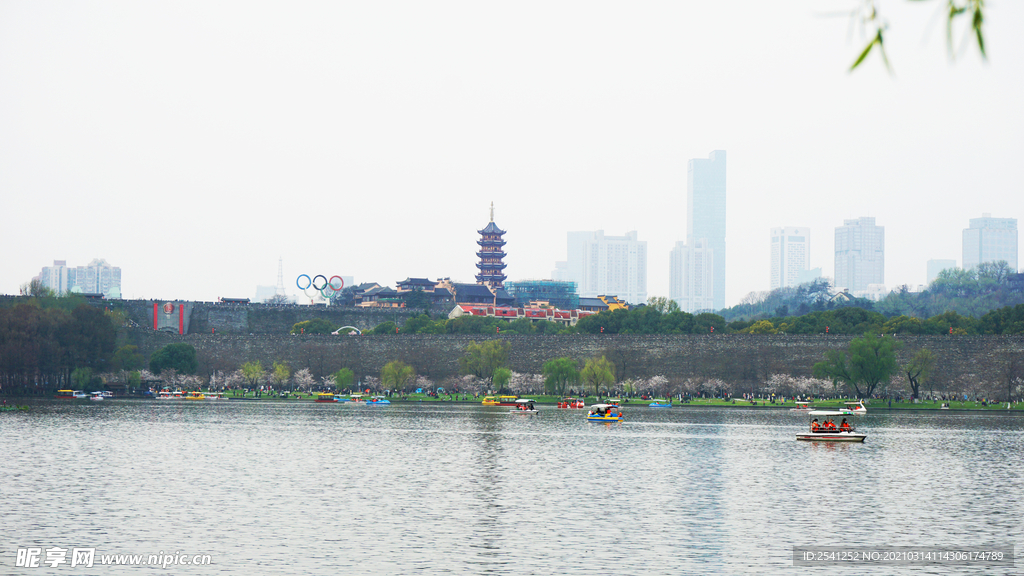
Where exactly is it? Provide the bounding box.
[796,410,865,442]
[842,400,867,414]
[510,399,538,414]
[586,403,623,422]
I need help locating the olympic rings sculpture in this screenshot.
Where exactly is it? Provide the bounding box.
[297,275,345,299]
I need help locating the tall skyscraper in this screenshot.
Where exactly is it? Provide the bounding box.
[35,258,122,298]
[926,259,957,284]
[669,239,714,312]
[556,230,647,305]
[834,217,884,292]
[962,214,1018,272]
[770,227,811,290]
[679,150,727,311]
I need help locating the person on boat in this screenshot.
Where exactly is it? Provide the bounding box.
[839,418,851,431]
[811,418,820,431]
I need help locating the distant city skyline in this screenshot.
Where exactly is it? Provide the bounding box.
[35,259,121,298]
[2,3,1022,307]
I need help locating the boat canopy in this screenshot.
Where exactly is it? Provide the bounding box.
[591,404,617,409]
[514,399,534,404]
[808,410,854,416]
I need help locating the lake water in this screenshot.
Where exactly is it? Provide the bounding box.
[2,400,1021,575]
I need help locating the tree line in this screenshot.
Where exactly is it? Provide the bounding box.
[723,264,1024,323]
[292,302,1024,337]
[0,299,118,393]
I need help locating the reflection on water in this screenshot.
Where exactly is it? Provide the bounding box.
[1,401,1021,575]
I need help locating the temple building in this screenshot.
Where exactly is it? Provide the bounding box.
[475,203,508,290]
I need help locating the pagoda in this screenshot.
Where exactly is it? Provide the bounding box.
[475,202,508,290]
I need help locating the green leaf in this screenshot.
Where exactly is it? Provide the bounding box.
[850,37,877,71]
[973,7,986,57]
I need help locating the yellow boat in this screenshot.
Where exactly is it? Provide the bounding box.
[483,395,518,406]
[586,403,623,422]
[185,391,206,400]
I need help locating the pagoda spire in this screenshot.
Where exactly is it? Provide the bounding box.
[476,203,507,289]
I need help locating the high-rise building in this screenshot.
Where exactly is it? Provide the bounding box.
[669,239,714,312]
[926,259,957,284]
[770,227,811,290]
[556,230,647,305]
[962,214,1018,272]
[678,150,727,311]
[35,258,122,298]
[834,217,884,293]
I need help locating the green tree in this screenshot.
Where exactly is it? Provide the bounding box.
[64,304,117,375]
[400,314,444,334]
[333,367,355,389]
[127,370,142,391]
[149,343,198,375]
[111,344,145,372]
[271,361,291,389]
[742,320,778,334]
[492,367,512,391]
[903,348,936,399]
[692,313,726,334]
[459,340,510,380]
[381,360,415,391]
[240,361,265,388]
[647,296,680,314]
[71,367,94,389]
[290,318,336,335]
[542,357,579,396]
[882,315,926,334]
[402,290,431,314]
[580,356,615,399]
[20,278,55,298]
[813,349,853,397]
[368,321,397,335]
[814,333,902,398]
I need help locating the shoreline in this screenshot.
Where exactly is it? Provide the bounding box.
[5,395,1021,412]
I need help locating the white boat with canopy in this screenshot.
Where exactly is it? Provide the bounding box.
[796,410,866,442]
[510,399,538,414]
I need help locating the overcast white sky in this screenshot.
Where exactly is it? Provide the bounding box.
[2,1,1021,307]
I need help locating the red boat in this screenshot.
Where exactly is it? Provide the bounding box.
[557,397,585,409]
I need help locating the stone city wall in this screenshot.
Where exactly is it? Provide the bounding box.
[114,299,431,334]
[124,330,1024,392]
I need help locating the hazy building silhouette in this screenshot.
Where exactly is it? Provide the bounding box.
[834,217,884,293]
[35,258,121,298]
[926,259,957,284]
[555,230,647,305]
[962,214,1018,272]
[770,227,811,290]
[679,150,727,311]
[669,239,714,312]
